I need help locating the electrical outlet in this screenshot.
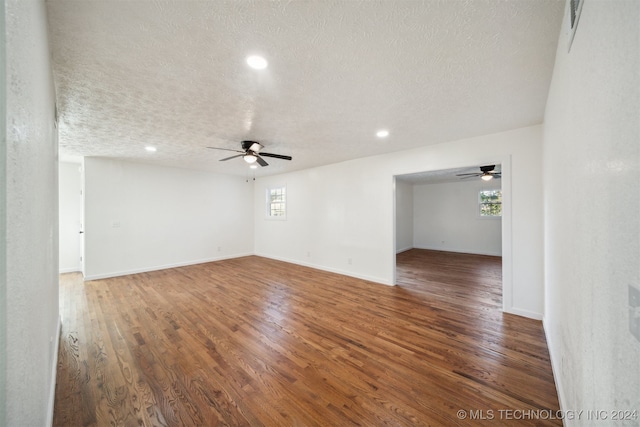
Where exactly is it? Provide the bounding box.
[629,285,640,342]
[307,251,311,257]
[217,246,221,252]
[348,258,352,265]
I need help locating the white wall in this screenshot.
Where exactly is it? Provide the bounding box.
[543,0,640,423]
[0,1,6,422]
[59,162,82,273]
[255,125,543,318]
[254,164,392,284]
[413,179,502,256]
[3,0,60,425]
[83,157,254,280]
[394,178,413,253]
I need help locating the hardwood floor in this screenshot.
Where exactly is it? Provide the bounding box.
[54,250,560,426]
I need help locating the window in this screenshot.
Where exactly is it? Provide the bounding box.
[267,186,286,219]
[479,189,502,217]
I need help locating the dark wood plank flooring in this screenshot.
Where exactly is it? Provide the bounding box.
[54,249,560,426]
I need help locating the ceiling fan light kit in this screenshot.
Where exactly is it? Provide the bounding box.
[456,165,501,181]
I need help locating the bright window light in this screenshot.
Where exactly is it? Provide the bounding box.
[266,186,286,219]
[479,189,502,217]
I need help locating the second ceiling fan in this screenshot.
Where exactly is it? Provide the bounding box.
[207,140,292,167]
[456,165,501,181]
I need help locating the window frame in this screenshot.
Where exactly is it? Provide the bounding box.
[478,189,502,219]
[266,185,287,220]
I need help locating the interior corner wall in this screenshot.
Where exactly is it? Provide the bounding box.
[543,0,640,422]
[255,125,543,317]
[395,179,413,253]
[413,179,502,256]
[4,0,60,425]
[59,161,82,273]
[254,162,397,285]
[83,157,254,280]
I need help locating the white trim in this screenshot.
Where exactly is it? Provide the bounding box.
[46,316,62,427]
[412,245,502,257]
[391,176,398,285]
[255,253,393,287]
[395,246,413,254]
[83,253,253,281]
[543,318,569,424]
[59,267,81,274]
[500,156,514,317]
[504,306,542,321]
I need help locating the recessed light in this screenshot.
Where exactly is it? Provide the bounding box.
[145,146,157,152]
[249,164,258,169]
[376,130,389,138]
[246,55,268,70]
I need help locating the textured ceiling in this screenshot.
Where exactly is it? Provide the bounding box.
[46,0,564,177]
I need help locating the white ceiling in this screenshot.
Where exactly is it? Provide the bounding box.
[46,0,564,177]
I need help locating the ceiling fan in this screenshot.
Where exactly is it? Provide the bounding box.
[207,140,292,167]
[456,165,501,181]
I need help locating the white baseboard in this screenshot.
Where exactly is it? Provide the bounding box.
[395,246,413,254]
[413,245,502,257]
[254,253,393,286]
[504,306,543,320]
[83,253,254,281]
[46,315,61,427]
[543,318,568,426]
[59,267,80,274]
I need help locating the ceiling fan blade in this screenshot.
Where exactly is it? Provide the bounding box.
[256,155,269,167]
[456,172,481,176]
[459,175,478,179]
[207,147,245,153]
[219,154,244,161]
[260,152,292,161]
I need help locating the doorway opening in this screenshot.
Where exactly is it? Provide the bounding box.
[58,161,83,276]
[393,162,512,313]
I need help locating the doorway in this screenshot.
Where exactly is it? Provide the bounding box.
[393,161,513,313]
[58,162,83,274]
